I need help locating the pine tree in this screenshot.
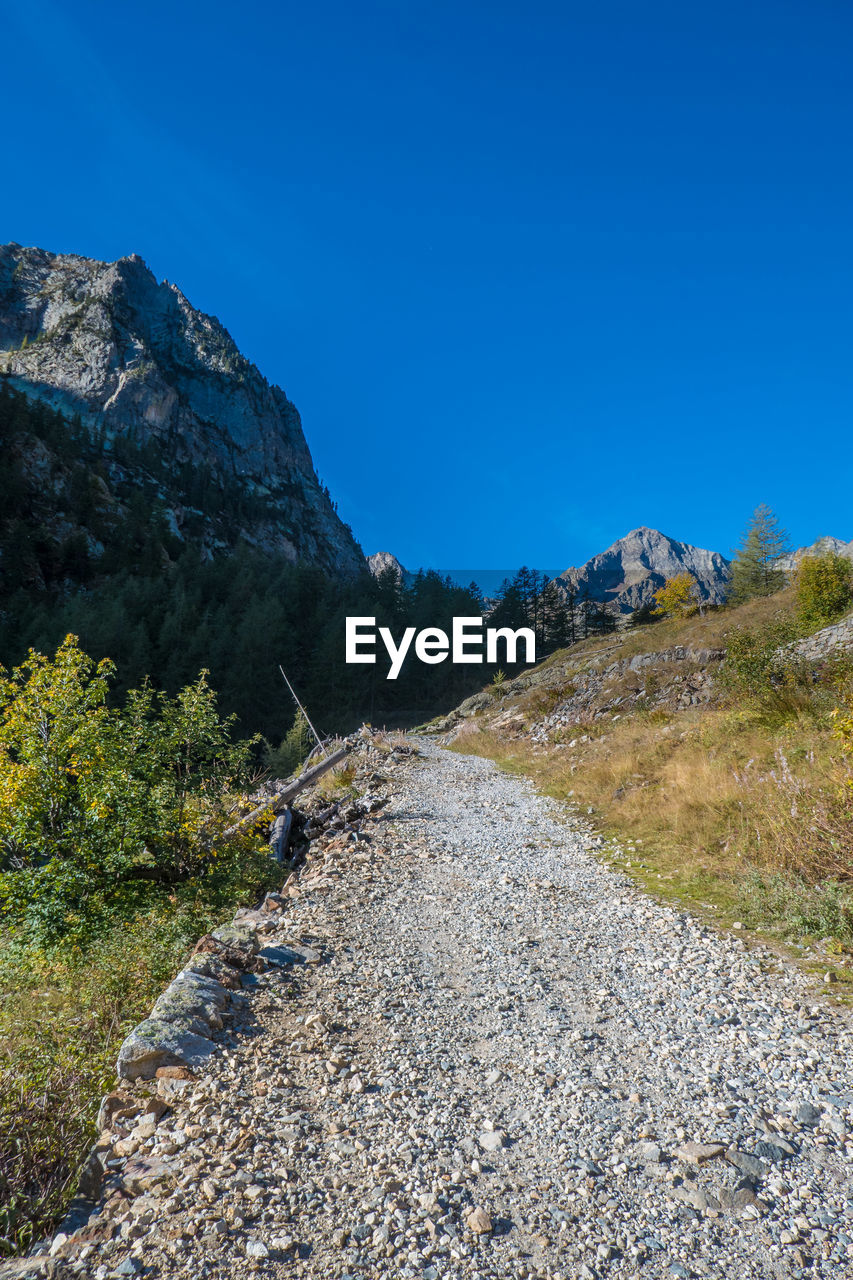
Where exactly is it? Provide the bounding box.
[541,581,573,651]
[729,505,790,603]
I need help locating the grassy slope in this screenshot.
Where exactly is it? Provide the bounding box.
[445,592,853,994]
[0,858,282,1256]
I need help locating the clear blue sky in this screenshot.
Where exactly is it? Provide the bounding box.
[4,1,852,569]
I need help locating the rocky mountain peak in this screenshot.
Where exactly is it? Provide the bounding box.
[366,551,407,581]
[554,527,731,614]
[0,242,364,573]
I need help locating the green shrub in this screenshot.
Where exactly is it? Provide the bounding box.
[795,553,853,631]
[0,635,259,947]
[738,871,853,942]
[720,618,803,699]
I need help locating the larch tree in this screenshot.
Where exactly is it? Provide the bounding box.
[653,572,699,618]
[729,505,790,603]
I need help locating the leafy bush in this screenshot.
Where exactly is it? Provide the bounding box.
[720,618,803,699]
[653,573,698,618]
[738,871,853,942]
[795,553,853,631]
[0,635,258,946]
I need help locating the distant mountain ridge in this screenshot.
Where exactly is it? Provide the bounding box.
[553,527,732,616]
[778,536,853,572]
[0,242,364,574]
[369,529,852,620]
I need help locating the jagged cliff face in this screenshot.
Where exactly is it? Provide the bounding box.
[0,243,364,574]
[554,527,731,614]
[366,551,407,580]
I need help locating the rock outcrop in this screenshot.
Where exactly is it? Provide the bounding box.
[0,242,364,573]
[553,527,731,616]
[778,536,853,573]
[790,611,853,662]
[366,550,407,581]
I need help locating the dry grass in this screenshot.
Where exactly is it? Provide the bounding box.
[0,863,282,1255]
[318,761,358,799]
[453,594,853,951]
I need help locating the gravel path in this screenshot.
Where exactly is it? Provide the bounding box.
[60,742,853,1280]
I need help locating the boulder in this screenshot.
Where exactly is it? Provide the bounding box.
[117,1017,217,1081]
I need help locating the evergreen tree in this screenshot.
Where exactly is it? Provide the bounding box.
[541,581,573,651]
[628,600,663,628]
[729,505,790,603]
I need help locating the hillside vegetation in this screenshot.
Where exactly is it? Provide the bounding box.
[445,588,853,977]
[0,381,515,739]
[0,636,288,1253]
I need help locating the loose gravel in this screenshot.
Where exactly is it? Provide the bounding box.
[43,742,853,1280]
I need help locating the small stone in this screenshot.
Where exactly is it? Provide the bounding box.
[671,1186,717,1211]
[121,1157,174,1196]
[154,1065,195,1080]
[485,1069,502,1086]
[755,1139,794,1162]
[673,1141,726,1165]
[466,1206,493,1234]
[726,1149,767,1181]
[246,1239,269,1259]
[115,1260,144,1277]
[796,1102,822,1128]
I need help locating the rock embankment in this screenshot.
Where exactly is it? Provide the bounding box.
[14,742,853,1280]
[436,646,725,744]
[791,613,853,663]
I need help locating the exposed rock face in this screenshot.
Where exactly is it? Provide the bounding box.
[778,536,853,573]
[0,242,364,573]
[366,550,407,581]
[553,527,731,615]
[790,611,853,662]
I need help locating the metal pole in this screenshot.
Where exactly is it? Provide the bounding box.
[278,664,327,757]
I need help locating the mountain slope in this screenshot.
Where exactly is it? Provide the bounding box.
[0,242,363,573]
[554,526,731,615]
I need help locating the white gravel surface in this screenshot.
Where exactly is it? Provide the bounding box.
[51,741,853,1280]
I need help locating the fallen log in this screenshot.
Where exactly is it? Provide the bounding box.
[223,744,350,839]
[269,810,293,862]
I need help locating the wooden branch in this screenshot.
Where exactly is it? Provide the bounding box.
[223,745,350,839]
